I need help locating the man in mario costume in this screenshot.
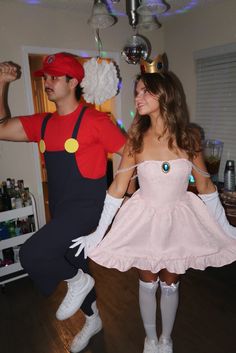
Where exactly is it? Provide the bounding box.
[0,53,126,352]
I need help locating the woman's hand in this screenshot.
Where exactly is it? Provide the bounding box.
[70,230,103,259]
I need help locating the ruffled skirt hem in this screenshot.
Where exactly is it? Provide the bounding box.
[90,249,236,274]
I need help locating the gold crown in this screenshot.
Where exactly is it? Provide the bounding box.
[140,55,164,74]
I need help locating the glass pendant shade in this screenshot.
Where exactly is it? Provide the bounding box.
[88,0,116,29]
[137,14,161,31]
[137,0,168,15]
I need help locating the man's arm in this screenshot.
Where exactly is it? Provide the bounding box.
[0,62,28,141]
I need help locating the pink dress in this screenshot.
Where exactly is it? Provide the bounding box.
[89,159,236,274]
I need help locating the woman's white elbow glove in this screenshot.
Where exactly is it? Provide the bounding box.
[92,193,124,241]
[198,190,236,239]
[70,193,124,258]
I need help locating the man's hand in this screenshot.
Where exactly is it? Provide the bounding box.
[0,62,20,83]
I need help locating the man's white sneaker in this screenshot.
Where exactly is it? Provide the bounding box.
[158,336,173,353]
[70,302,102,353]
[56,270,94,321]
[143,337,159,353]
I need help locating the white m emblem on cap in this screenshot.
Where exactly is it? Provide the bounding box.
[47,55,55,64]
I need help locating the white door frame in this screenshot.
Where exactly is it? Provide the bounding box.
[21,45,122,228]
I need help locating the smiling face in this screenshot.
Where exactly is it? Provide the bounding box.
[135,79,161,119]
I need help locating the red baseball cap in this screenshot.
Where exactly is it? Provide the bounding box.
[34,52,84,82]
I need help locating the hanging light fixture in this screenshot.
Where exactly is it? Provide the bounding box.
[136,6,161,31]
[137,0,169,16]
[126,0,140,29]
[137,13,161,31]
[88,0,169,30]
[88,0,116,29]
[87,1,169,65]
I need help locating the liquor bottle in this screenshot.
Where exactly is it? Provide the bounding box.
[0,222,10,240]
[15,218,22,236]
[6,220,16,237]
[6,178,16,209]
[1,181,11,210]
[14,187,23,209]
[17,179,24,190]
[2,247,14,265]
[10,178,16,191]
[0,187,4,212]
[23,187,32,206]
[20,218,30,234]
[28,215,36,232]
[224,160,235,192]
[17,179,25,203]
[13,246,20,263]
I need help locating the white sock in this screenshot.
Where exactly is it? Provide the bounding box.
[139,279,159,343]
[160,281,179,341]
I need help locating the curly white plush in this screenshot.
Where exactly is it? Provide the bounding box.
[81,58,119,105]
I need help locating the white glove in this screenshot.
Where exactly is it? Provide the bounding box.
[198,189,236,239]
[70,193,124,258]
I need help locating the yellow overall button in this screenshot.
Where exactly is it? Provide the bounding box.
[64,138,79,153]
[39,139,46,153]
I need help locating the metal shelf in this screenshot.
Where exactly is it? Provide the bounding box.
[0,206,33,222]
[0,193,38,285]
[0,232,34,251]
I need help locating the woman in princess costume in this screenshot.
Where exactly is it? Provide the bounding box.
[70,56,236,353]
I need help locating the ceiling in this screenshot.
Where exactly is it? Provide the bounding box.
[1,0,224,22]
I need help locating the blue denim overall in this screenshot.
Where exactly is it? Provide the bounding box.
[20,106,106,314]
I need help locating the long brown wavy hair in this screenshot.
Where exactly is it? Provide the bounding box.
[128,72,201,160]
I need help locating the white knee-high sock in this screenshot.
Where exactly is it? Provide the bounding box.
[160,281,179,341]
[139,279,159,343]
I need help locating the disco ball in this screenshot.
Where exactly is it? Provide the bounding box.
[121,35,149,65]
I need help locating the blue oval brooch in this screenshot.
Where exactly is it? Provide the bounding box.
[161,162,170,173]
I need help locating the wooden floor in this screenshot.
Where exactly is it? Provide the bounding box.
[1,260,236,353]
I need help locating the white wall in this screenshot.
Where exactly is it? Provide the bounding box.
[0,2,164,224]
[163,0,236,121]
